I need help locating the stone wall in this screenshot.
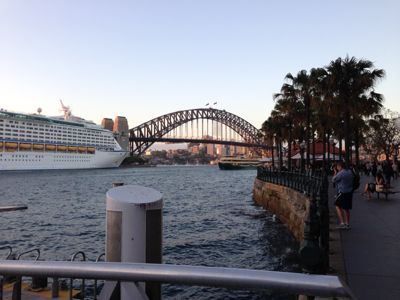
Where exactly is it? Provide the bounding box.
[253,178,309,241]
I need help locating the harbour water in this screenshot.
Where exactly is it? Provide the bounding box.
[0,165,300,299]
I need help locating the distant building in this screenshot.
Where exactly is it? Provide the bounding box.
[101,118,114,131]
[101,116,129,150]
[206,143,215,156]
[188,143,200,154]
[216,144,229,156]
[113,116,129,135]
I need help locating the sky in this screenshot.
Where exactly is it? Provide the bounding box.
[0,0,399,130]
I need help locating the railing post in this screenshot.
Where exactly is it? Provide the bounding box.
[52,277,59,298]
[318,173,330,273]
[70,251,86,300]
[0,277,3,300]
[12,276,22,300]
[299,196,322,274]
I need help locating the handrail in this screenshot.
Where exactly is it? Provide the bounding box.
[0,205,28,213]
[70,251,86,300]
[0,260,353,298]
[94,253,105,300]
[0,246,13,259]
[70,251,86,262]
[16,248,40,261]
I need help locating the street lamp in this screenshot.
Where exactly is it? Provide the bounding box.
[300,141,306,173]
[330,137,335,163]
[394,143,399,163]
[271,133,276,169]
[286,123,293,171]
[386,141,391,162]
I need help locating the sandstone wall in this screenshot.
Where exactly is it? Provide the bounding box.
[253,178,309,241]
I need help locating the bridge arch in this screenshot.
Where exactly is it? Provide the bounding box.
[129,108,264,155]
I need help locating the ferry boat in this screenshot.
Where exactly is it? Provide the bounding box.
[218,156,263,170]
[0,101,128,170]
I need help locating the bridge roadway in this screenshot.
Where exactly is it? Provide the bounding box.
[129,137,269,149]
[329,174,400,299]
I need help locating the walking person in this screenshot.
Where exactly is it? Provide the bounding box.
[392,161,398,180]
[371,162,377,178]
[333,161,354,229]
[383,162,393,187]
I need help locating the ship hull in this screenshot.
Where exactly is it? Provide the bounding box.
[218,162,260,170]
[0,150,128,170]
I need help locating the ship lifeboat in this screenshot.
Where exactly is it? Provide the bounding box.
[19,143,32,151]
[57,145,67,151]
[32,144,44,150]
[5,142,18,152]
[68,146,77,152]
[78,146,87,153]
[87,147,95,154]
[5,142,18,149]
[45,144,56,151]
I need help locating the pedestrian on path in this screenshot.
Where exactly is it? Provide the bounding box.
[392,161,398,180]
[362,172,385,200]
[332,161,354,229]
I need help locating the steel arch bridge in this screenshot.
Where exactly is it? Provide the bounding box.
[129,108,266,156]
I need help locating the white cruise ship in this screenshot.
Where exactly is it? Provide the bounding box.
[0,102,128,170]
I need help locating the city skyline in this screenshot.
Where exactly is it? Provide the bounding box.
[1,1,399,130]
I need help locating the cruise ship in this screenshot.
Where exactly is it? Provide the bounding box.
[0,102,128,170]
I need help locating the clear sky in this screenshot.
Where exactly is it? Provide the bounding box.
[0,0,399,130]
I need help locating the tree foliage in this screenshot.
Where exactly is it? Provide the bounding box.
[262,55,388,167]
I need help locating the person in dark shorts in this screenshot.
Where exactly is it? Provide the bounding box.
[332,161,354,229]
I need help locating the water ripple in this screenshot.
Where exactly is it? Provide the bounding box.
[0,166,299,299]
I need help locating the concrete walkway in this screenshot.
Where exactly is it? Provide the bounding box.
[329,174,400,299]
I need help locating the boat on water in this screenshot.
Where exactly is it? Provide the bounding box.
[0,101,128,170]
[218,156,263,170]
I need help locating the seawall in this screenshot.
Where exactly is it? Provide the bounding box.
[252,178,310,241]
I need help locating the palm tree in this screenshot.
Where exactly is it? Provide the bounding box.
[273,82,305,170]
[284,70,313,167]
[325,56,385,167]
[284,68,326,169]
[261,117,280,169]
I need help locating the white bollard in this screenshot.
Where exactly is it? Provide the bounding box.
[101,185,163,300]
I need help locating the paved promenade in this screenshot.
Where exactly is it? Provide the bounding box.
[329,173,400,299]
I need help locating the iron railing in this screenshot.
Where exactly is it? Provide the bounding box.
[0,260,353,299]
[256,167,330,274]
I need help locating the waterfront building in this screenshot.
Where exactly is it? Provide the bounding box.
[188,143,200,154]
[113,116,129,150]
[101,118,114,131]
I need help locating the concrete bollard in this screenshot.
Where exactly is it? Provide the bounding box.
[100,185,163,300]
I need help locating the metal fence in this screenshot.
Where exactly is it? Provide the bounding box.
[256,167,330,275]
[0,260,353,299]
